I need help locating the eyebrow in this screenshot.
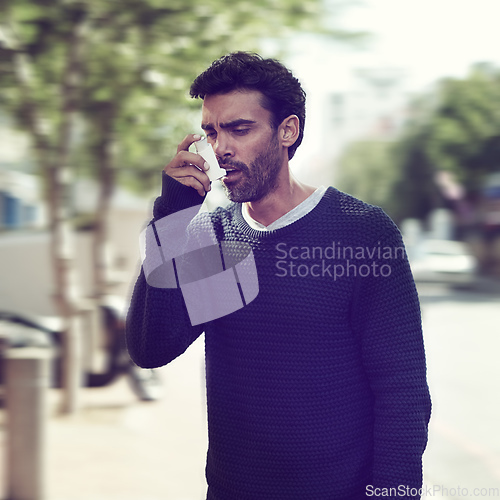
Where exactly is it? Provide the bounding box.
[201,119,257,130]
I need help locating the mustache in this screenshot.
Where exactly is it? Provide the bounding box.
[218,157,249,173]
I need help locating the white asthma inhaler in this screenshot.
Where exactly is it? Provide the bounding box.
[194,137,226,181]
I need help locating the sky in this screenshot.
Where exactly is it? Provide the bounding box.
[349,0,500,88]
[309,0,500,91]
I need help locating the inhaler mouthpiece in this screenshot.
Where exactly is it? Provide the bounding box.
[195,138,226,181]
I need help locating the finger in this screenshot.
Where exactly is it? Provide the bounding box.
[171,163,211,186]
[167,163,211,193]
[174,172,211,197]
[171,151,209,172]
[165,151,210,186]
[177,134,203,154]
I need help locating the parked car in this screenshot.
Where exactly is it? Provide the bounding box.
[409,239,478,288]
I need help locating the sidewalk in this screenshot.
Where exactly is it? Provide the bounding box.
[0,337,209,500]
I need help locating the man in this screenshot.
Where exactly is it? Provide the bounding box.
[126,52,431,499]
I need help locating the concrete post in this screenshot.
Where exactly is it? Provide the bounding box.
[4,346,53,500]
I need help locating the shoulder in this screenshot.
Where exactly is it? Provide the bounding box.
[323,186,387,219]
[322,187,400,242]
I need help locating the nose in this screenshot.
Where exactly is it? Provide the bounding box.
[213,135,234,160]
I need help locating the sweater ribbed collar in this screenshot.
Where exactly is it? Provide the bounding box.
[229,187,337,240]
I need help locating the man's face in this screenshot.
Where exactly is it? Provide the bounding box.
[201,90,285,203]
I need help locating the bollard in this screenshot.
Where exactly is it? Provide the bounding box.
[4,346,53,500]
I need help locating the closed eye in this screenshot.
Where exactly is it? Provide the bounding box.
[233,128,250,136]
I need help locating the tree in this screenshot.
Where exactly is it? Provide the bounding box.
[0,0,87,413]
[335,64,500,226]
[391,129,443,225]
[394,63,500,223]
[334,139,400,219]
[422,64,500,190]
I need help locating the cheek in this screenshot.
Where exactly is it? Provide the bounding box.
[233,143,253,164]
[239,135,269,160]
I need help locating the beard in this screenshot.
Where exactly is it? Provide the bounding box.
[219,133,282,203]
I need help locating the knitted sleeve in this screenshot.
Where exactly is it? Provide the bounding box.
[125,173,207,368]
[351,216,432,498]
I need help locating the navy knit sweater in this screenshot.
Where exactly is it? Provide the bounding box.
[126,174,431,500]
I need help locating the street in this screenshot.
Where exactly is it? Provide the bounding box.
[419,283,500,498]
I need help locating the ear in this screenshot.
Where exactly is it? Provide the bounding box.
[278,115,300,149]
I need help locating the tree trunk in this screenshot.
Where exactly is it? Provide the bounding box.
[92,102,116,302]
[4,7,87,413]
[52,8,87,414]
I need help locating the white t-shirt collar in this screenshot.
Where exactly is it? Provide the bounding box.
[241,186,327,231]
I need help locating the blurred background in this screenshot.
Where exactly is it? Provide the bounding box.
[0,0,499,498]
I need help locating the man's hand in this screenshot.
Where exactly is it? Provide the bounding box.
[163,134,212,197]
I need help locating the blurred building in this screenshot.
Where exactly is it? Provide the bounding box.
[0,113,43,230]
[0,170,46,231]
[325,67,409,160]
[0,172,151,315]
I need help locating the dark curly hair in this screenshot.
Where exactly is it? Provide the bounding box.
[190,52,306,160]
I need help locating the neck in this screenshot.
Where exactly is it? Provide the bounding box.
[245,169,316,227]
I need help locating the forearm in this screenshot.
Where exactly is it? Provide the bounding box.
[125,172,207,368]
[126,269,203,368]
